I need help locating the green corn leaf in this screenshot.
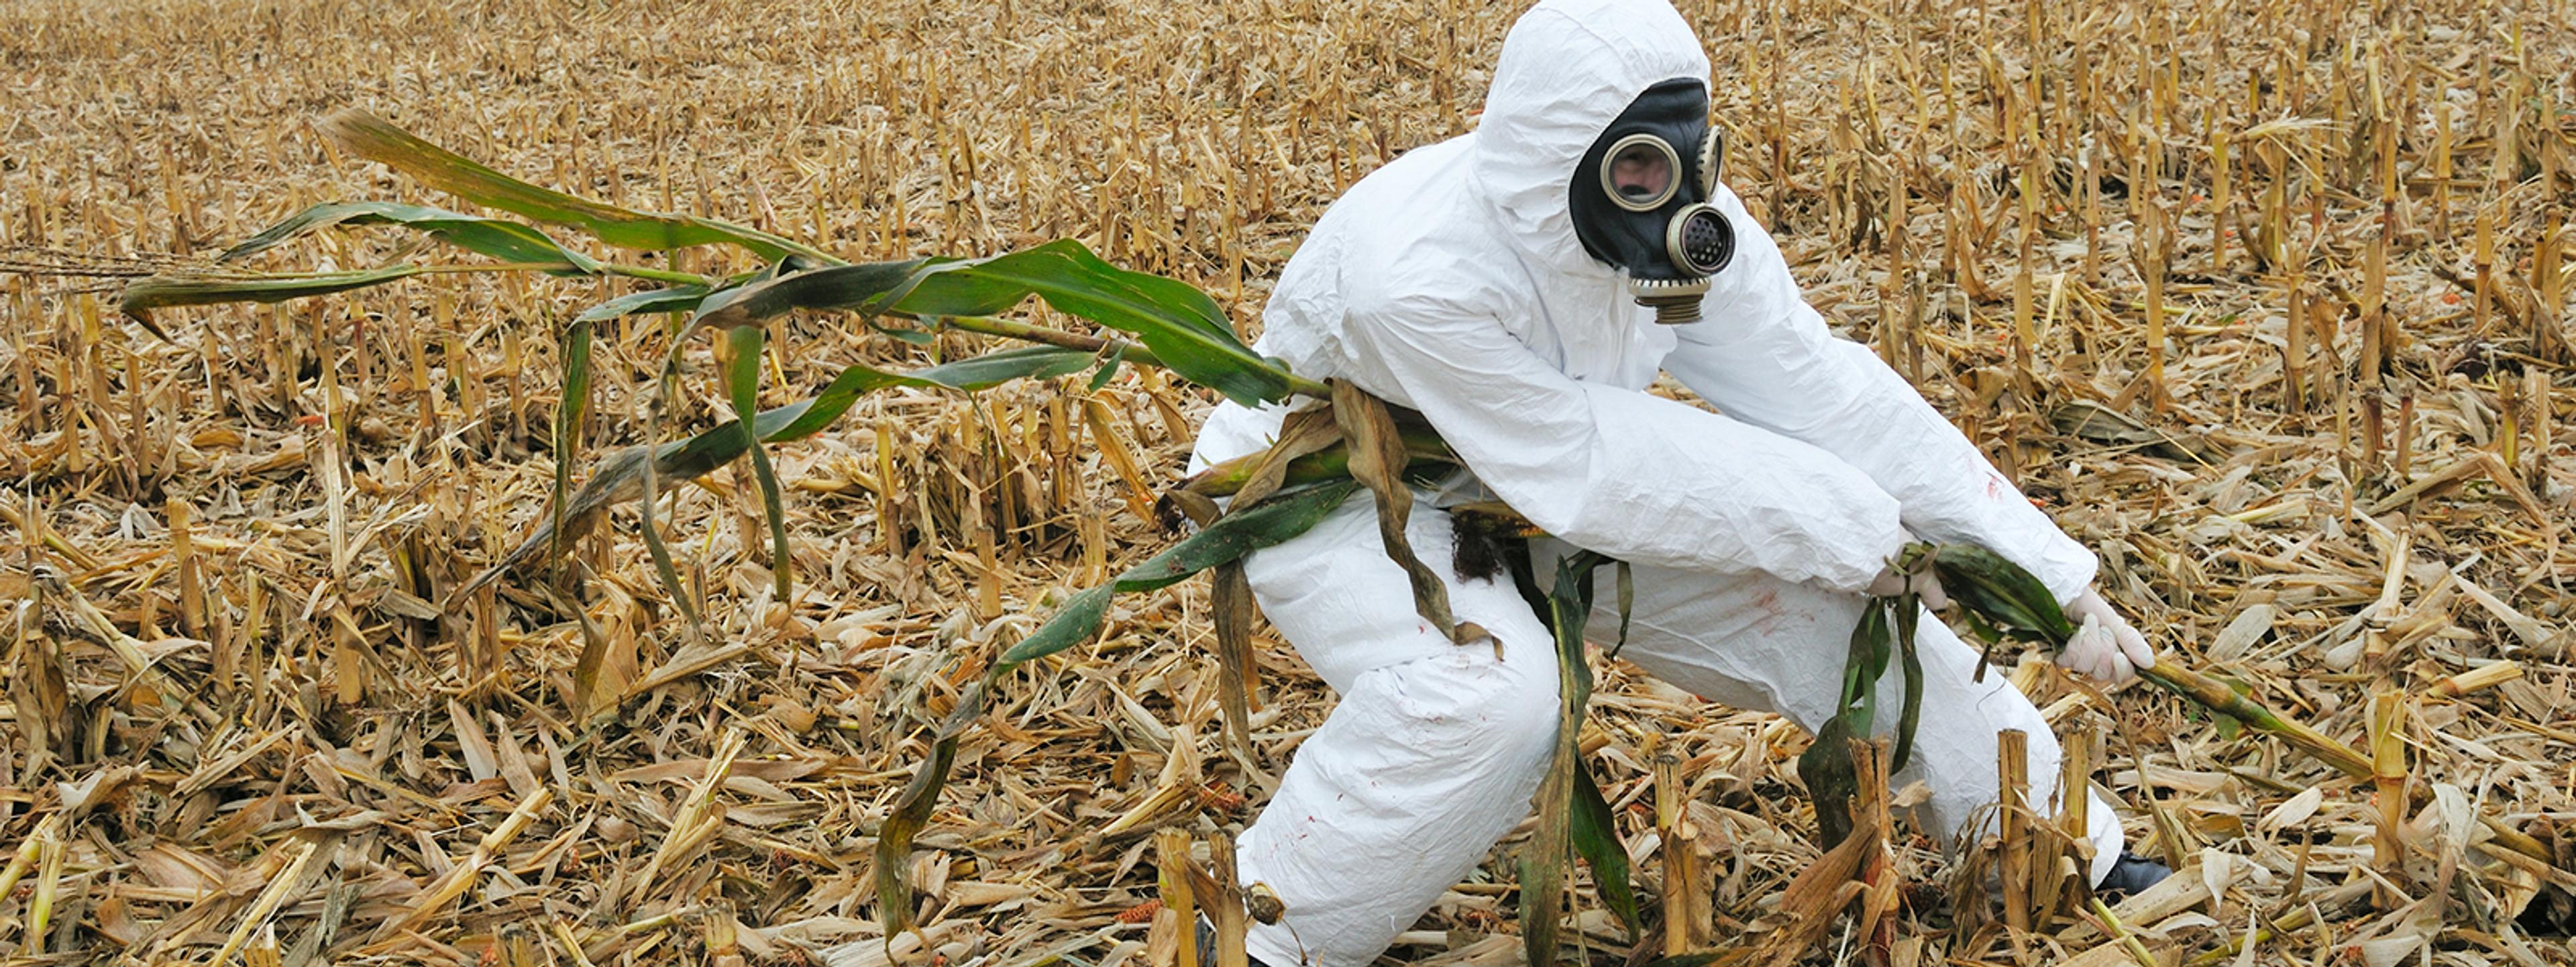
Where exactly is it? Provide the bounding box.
[1108,480,1360,591]
[681,345,1093,472]
[992,585,1118,668]
[1571,760,1642,935]
[1799,715,1860,850]
[1812,543,2059,839]
[576,284,714,322]
[873,322,940,345]
[1837,599,1894,737]
[1610,560,1635,658]
[680,241,1295,407]
[875,677,990,935]
[551,319,594,578]
[457,345,1095,601]
[879,478,1359,937]
[318,109,830,262]
[724,325,793,598]
[1525,548,1614,964]
[634,335,710,648]
[994,480,1360,666]
[899,240,1289,406]
[687,258,934,329]
[218,200,604,275]
[728,346,1088,450]
[556,318,600,710]
[1086,342,1128,391]
[1891,598,1924,774]
[1930,544,2074,645]
[120,265,426,322]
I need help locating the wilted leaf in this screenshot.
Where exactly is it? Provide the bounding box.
[1212,561,1257,756]
[1891,599,1923,773]
[634,345,710,648]
[2257,786,2325,834]
[1800,715,1859,850]
[875,680,986,935]
[1331,378,1456,640]
[1226,406,1344,510]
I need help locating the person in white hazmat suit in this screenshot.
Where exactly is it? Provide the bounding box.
[1185,0,2169,962]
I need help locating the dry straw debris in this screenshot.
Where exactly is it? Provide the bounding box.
[3,0,2574,963]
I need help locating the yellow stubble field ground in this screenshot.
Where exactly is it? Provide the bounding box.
[3,0,2574,962]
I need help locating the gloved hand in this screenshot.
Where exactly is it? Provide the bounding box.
[2060,590,2155,682]
[1865,564,1949,611]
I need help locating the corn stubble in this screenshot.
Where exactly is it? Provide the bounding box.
[3,0,2574,963]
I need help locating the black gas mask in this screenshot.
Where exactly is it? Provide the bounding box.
[1569,79,1735,325]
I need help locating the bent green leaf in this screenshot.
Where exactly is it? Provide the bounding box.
[686,258,934,330]
[576,284,714,322]
[120,266,425,322]
[319,109,829,262]
[682,241,1294,406]
[1332,378,1457,640]
[900,240,1288,405]
[996,479,1360,666]
[725,325,793,598]
[219,200,603,275]
[1571,761,1641,933]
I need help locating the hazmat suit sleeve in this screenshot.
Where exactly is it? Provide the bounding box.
[1660,183,2099,604]
[1336,290,1909,594]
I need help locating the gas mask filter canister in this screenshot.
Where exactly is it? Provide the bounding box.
[1569,79,1737,324]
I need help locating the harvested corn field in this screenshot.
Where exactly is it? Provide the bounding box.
[4,0,2576,963]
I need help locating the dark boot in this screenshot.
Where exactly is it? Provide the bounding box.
[1195,917,1272,967]
[2093,851,2173,901]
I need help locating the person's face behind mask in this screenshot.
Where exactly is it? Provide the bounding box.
[1568,78,1736,324]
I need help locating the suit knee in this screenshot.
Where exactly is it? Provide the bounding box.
[1366,646,1563,766]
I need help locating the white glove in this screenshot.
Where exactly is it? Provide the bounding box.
[2060,589,2155,683]
[1865,564,1949,611]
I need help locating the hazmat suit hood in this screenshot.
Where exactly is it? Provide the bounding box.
[1471,0,1714,279]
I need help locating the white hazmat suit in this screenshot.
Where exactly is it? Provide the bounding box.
[1187,1,2126,962]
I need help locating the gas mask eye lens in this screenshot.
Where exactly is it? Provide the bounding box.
[1601,134,1680,211]
[1609,146,1670,201]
